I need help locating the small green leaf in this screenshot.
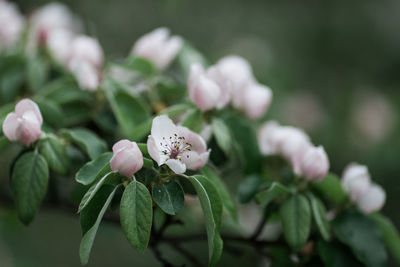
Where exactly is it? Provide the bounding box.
[79,184,121,265]
[39,135,69,174]
[371,213,400,265]
[317,239,363,267]
[177,41,208,79]
[307,193,331,241]
[201,166,237,220]
[333,211,387,267]
[137,143,149,156]
[238,174,265,204]
[10,152,49,225]
[78,172,115,213]
[26,56,48,92]
[104,79,151,141]
[256,182,291,208]
[152,181,184,215]
[312,173,347,206]
[188,175,223,266]
[125,56,157,76]
[280,194,311,250]
[120,181,153,252]
[143,157,154,168]
[75,152,113,185]
[181,109,203,133]
[61,128,107,160]
[211,118,232,155]
[160,103,192,118]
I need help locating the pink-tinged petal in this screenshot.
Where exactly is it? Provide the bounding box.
[243,84,273,119]
[357,183,386,214]
[300,146,330,181]
[159,36,182,69]
[257,121,281,155]
[177,126,207,153]
[112,139,133,153]
[346,177,371,202]
[342,163,370,188]
[69,59,100,90]
[2,112,20,141]
[205,66,231,109]
[70,35,104,68]
[19,120,42,146]
[15,99,42,125]
[147,135,163,165]
[110,142,143,177]
[190,75,221,111]
[165,159,186,174]
[151,115,178,143]
[181,151,201,170]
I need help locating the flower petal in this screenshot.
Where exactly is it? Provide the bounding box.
[112,139,133,153]
[151,115,178,142]
[15,99,43,125]
[2,112,20,141]
[166,159,186,174]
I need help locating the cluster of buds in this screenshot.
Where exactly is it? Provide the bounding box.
[29,3,103,90]
[0,0,25,52]
[188,56,272,119]
[258,121,329,181]
[341,163,386,214]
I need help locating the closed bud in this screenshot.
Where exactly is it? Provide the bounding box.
[356,183,386,214]
[46,28,73,64]
[341,163,371,201]
[110,139,143,177]
[299,145,329,181]
[2,99,43,146]
[188,64,221,111]
[69,35,103,68]
[132,27,182,70]
[0,0,25,52]
[242,83,273,119]
[68,58,101,90]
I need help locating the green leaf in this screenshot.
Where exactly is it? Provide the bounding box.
[39,135,69,174]
[152,181,184,215]
[26,56,48,92]
[307,193,331,241]
[0,135,11,150]
[137,143,149,156]
[75,152,113,185]
[78,172,116,213]
[104,80,151,141]
[35,98,64,128]
[188,175,223,266]
[280,194,311,250]
[120,181,153,252]
[143,157,154,168]
[10,152,49,225]
[333,211,387,267]
[177,41,208,79]
[160,103,192,118]
[181,108,203,133]
[201,166,237,220]
[61,128,107,160]
[211,118,232,155]
[317,239,363,267]
[125,56,157,76]
[79,184,121,265]
[256,182,291,208]
[371,213,400,265]
[237,174,265,204]
[312,173,347,206]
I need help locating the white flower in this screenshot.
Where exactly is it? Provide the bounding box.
[299,145,330,181]
[356,183,386,214]
[69,35,103,68]
[147,115,210,174]
[132,27,182,70]
[242,83,273,119]
[341,163,371,201]
[46,28,73,64]
[68,58,101,90]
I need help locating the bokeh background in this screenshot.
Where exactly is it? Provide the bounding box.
[1,0,400,266]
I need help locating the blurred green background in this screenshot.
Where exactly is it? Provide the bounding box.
[2,0,400,266]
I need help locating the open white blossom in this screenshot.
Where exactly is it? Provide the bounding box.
[147,115,210,174]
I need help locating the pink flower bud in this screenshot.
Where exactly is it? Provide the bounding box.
[341,163,371,201]
[132,27,182,70]
[356,183,386,214]
[2,99,43,146]
[46,28,73,64]
[110,139,143,177]
[69,35,103,68]
[188,64,221,111]
[257,121,282,155]
[0,0,25,51]
[242,83,273,119]
[68,58,101,90]
[299,145,329,181]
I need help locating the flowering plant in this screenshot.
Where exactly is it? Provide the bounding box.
[0,2,399,266]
